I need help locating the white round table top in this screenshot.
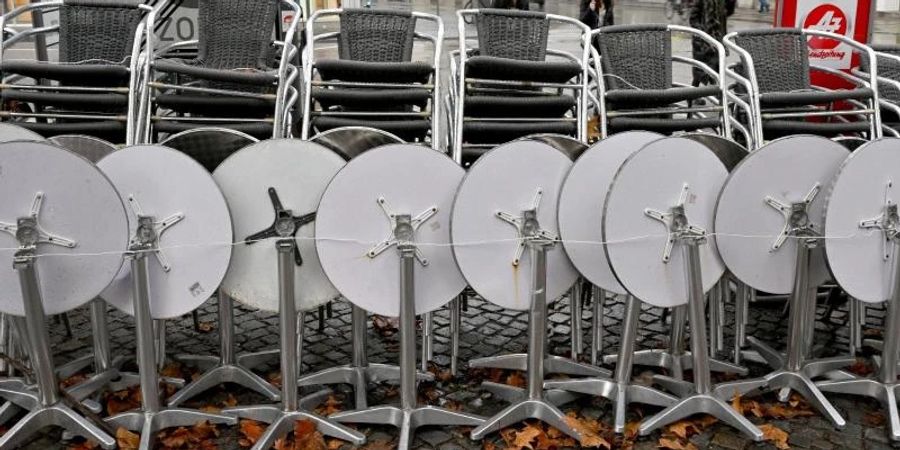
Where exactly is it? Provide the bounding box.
[825,138,900,303]
[0,141,128,316]
[49,135,117,163]
[0,124,44,142]
[98,145,232,319]
[451,140,577,310]
[213,139,344,313]
[714,135,847,295]
[558,131,664,295]
[316,144,466,316]
[604,137,728,308]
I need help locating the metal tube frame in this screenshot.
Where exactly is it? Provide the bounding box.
[223,239,365,449]
[328,216,482,450]
[713,207,855,429]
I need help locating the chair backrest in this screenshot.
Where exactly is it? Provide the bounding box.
[873,45,900,104]
[733,28,811,93]
[595,25,672,91]
[197,0,279,70]
[59,0,144,64]
[338,9,417,62]
[474,9,549,61]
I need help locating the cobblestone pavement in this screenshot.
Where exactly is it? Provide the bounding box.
[10,285,896,449]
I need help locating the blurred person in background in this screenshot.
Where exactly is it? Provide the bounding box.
[690,0,734,85]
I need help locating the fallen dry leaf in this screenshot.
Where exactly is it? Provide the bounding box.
[198,322,214,333]
[60,373,89,389]
[563,414,611,449]
[238,419,266,447]
[658,437,698,450]
[116,428,140,450]
[67,439,99,450]
[106,386,142,416]
[759,424,790,449]
[512,423,542,449]
[482,441,497,450]
[505,371,526,389]
[427,362,453,383]
[848,358,875,377]
[223,393,239,408]
[326,438,344,450]
[360,440,396,450]
[372,315,399,337]
[865,411,887,427]
[315,395,343,417]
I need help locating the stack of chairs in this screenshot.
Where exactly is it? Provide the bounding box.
[724,28,882,149]
[869,44,900,134]
[591,24,729,139]
[449,8,591,165]
[0,0,152,143]
[302,8,443,149]
[137,0,302,143]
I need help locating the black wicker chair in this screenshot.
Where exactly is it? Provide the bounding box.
[140,0,301,141]
[0,0,152,143]
[302,8,442,147]
[592,24,727,137]
[450,8,590,165]
[724,28,882,148]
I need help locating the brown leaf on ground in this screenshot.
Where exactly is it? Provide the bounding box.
[563,414,611,449]
[315,395,343,416]
[326,438,344,450]
[658,437,698,450]
[105,386,142,416]
[238,419,266,447]
[360,440,396,450]
[197,322,214,333]
[512,423,543,449]
[427,362,453,383]
[116,428,140,450]
[267,371,283,388]
[156,420,219,449]
[67,440,99,450]
[865,411,887,427]
[294,420,327,450]
[372,315,399,337]
[759,424,790,449]
[60,373,89,389]
[160,363,183,379]
[848,358,875,377]
[665,420,696,440]
[505,371,526,388]
[482,442,497,450]
[223,393,239,408]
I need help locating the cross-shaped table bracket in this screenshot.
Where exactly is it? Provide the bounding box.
[644,184,707,263]
[764,183,820,252]
[0,192,76,251]
[496,188,558,267]
[126,195,183,272]
[366,196,436,266]
[859,180,899,261]
[245,187,315,267]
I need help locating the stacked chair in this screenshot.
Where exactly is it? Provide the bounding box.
[136,0,301,142]
[302,8,443,149]
[448,8,591,165]
[0,0,151,143]
[591,24,730,138]
[724,28,882,149]
[868,44,900,134]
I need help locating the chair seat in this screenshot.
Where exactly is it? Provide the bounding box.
[154,59,278,86]
[605,86,721,108]
[1,61,130,86]
[462,120,576,145]
[465,56,582,84]
[2,90,129,110]
[465,95,576,118]
[315,60,432,84]
[154,120,274,140]
[608,116,721,133]
[15,120,125,140]
[763,118,871,138]
[155,93,274,117]
[759,88,874,107]
[311,87,431,110]
[311,116,430,142]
